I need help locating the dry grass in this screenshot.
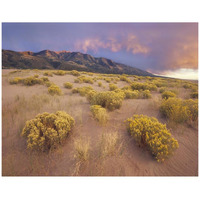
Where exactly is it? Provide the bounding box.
[74,137,90,161]
[99,131,123,158]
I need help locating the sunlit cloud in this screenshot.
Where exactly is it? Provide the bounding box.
[75,34,150,54]
[155,68,198,80]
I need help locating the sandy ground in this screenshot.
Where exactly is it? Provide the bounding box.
[2,69,198,176]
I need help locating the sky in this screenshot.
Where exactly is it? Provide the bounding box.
[2,23,198,79]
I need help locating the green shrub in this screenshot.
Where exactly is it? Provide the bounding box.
[160,98,198,123]
[64,82,73,89]
[48,84,62,95]
[162,91,176,99]
[72,88,79,94]
[126,115,179,162]
[21,111,75,151]
[90,91,125,111]
[90,105,108,125]
[109,83,118,91]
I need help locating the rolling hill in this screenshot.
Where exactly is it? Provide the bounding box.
[2,49,154,76]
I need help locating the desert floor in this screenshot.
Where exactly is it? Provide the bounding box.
[2,69,198,176]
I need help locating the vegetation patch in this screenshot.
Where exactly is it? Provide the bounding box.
[161,91,176,99]
[90,105,108,125]
[126,115,179,162]
[9,76,50,86]
[160,98,198,123]
[109,83,118,91]
[53,70,67,76]
[21,111,75,151]
[48,84,62,95]
[64,82,73,89]
[90,91,125,111]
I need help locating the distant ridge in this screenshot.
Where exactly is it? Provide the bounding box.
[2,49,154,76]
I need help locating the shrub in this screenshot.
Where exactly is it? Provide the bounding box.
[160,98,198,123]
[120,75,131,83]
[21,111,75,151]
[34,74,39,78]
[77,76,94,84]
[9,77,23,84]
[98,82,102,87]
[53,70,67,76]
[48,84,62,95]
[190,91,198,99]
[124,90,139,99]
[90,105,108,125]
[70,70,80,76]
[64,82,73,89]
[72,88,79,94]
[109,83,118,91]
[104,78,111,83]
[162,91,176,99]
[126,115,179,162]
[75,86,94,96]
[159,87,166,93]
[90,91,125,111]
[43,71,53,77]
[183,83,192,89]
[141,90,152,99]
[131,82,157,91]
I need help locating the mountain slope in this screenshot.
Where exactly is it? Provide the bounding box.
[2,49,154,76]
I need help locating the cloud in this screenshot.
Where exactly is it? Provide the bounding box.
[75,34,150,54]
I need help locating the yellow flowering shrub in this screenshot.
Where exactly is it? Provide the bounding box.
[90,105,108,125]
[21,111,75,151]
[64,82,73,89]
[75,76,94,84]
[160,98,198,123]
[140,90,152,99]
[120,75,132,83]
[90,91,125,111]
[73,86,94,96]
[70,70,80,76]
[126,115,179,162]
[162,91,176,99]
[53,70,67,76]
[131,82,157,91]
[109,83,118,91]
[9,77,23,84]
[9,76,50,86]
[48,84,62,95]
[124,90,139,99]
[43,71,53,76]
[98,82,102,87]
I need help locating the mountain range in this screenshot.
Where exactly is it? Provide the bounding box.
[2,49,154,76]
